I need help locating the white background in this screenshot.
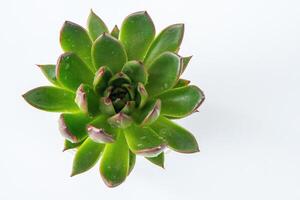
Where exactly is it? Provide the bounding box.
[1,0,299,199]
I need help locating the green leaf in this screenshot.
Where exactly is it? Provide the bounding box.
[71,138,105,176]
[173,79,190,88]
[87,9,109,41]
[146,152,164,168]
[124,125,165,157]
[100,133,129,187]
[60,21,93,70]
[107,112,133,129]
[136,82,148,108]
[56,53,94,91]
[63,139,85,151]
[111,25,120,39]
[108,72,131,87]
[122,61,148,84]
[23,86,78,112]
[159,85,205,118]
[99,97,116,116]
[146,52,181,96]
[75,84,99,116]
[87,115,117,143]
[133,99,161,126]
[128,150,136,175]
[180,56,192,74]
[58,113,92,143]
[93,66,112,95]
[143,24,184,66]
[120,11,155,60]
[92,33,127,73]
[150,116,199,153]
[37,64,60,86]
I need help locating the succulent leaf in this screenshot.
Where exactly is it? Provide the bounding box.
[146,52,181,96]
[87,10,109,41]
[144,24,184,66]
[63,139,85,151]
[124,125,165,157]
[180,56,192,74]
[93,66,112,95]
[75,84,99,116]
[128,150,136,175]
[60,21,93,70]
[23,86,78,112]
[111,25,120,39]
[37,64,60,86]
[133,99,161,126]
[107,112,133,129]
[100,133,129,187]
[99,97,116,116]
[56,53,94,91]
[146,152,164,168]
[92,33,127,73]
[159,85,205,118]
[58,113,92,143]
[120,11,155,60]
[150,116,199,153]
[108,72,131,87]
[136,82,148,108]
[174,79,190,88]
[87,115,117,143]
[122,61,148,84]
[71,138,105,176]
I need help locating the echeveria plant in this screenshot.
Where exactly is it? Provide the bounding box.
[23,10,205,187]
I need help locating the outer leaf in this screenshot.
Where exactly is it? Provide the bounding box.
[37,64,60,86]
[100,133,129,187]
[146,152,164,168]
[60,21,93,69]
[58,113,92,143]
[128,150,136,175]
[120,11,155,60]
[146,52,181,96]
[75,84,99,116]
[56,53,94,91]
[63,139,85,151]
[92,33,127,73]
[180,56,192,74]
[23,86,78,112]
[87,9,109,41]
[173,79,190,88]
[144,24,184,66]
[159,85,205,118]
[111,25,120,39]
[122,61,148,84]
[71,138,105,176]
[150,116,199,153]
[124,125,165,157]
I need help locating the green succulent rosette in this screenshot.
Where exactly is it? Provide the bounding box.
[23,10,205,187]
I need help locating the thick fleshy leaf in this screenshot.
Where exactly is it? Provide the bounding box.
[143,24,184,66]
[122,61,148,84]
[174,79,190,88]
[159,85,205,118]
[107,112,133,129]
[63,139,85,151]
[146,52,181,96]
[87,115,117,143]
[23,86,78,112]
[111,25,120,39]
[56,53,94,91]
[87,10,108,41]
[100,133,129,187]
[108,72,131,87]
[128,150,136,175]
[120,11,155,60]
[99,97,116,116]
[60,21,93,69]
[71,138,105,176]
[136,82,148,108]
[93,66,112,95]
[58,113,92,143]
[124,125,165,157]
[180,56,192,74]
[121,101,135,115]
[92,33,127,73]
[75,84,99,116]
[37,64,60,86]
[133,99,161,126]
[146,152,164,168]
[150,116,199,153]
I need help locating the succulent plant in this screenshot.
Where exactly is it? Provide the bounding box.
[23,10,205,187]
